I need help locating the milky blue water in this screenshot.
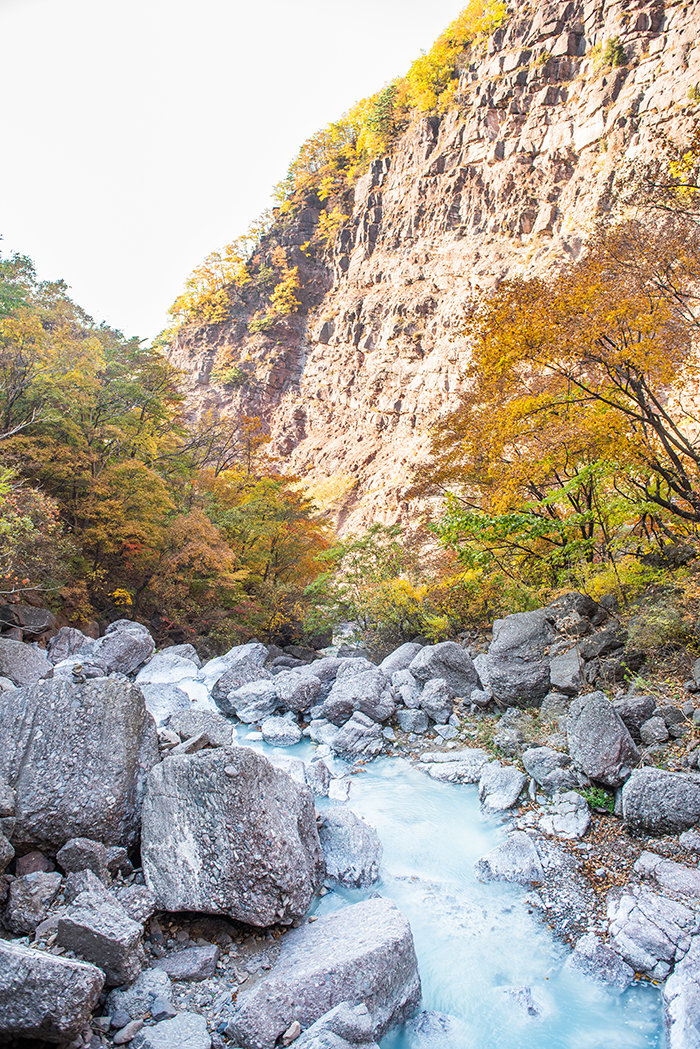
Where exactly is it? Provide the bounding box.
[247,735,663,1049]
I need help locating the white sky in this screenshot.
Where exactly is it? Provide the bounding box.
[0,0,462,340]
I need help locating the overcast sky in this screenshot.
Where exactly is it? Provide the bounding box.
[1,0,461,340]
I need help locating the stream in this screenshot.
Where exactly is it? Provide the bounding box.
[248,734,664,1049]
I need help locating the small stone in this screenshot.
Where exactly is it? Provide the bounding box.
[282,1020,302,1045]
[153,944,220,981]
[151,998,177,1021]
[114,1019,145,1044]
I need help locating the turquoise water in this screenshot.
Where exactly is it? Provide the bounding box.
[248,735,663,1049]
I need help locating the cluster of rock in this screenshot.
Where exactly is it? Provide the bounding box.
[0,620,420,1048]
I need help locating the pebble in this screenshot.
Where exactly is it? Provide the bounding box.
[282,1020,302,1045]
[113,1019,144,1044]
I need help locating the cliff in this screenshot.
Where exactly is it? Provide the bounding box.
[167,0,700,533]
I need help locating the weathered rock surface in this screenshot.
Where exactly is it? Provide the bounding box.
[322,668,395,725]
[622,769,700,835]
[132,1012,212,1049]
[275,669,323,713]
[4,870,63,934]
[486,611,554,706]
[333,712,384,761]
[567,691,639,787]
[664,935,700,1049]
[294,1002,379,1049]
[409,642,478,699]
[538,791,590,840]
[108,968,174,1021]
[613,694,657,741]
[0,637,51,686]
[212,663,274,717]
[227,898,420,1049]
[563,933,634,992]
[90,620,155,675]
[56,890,144,986]
[420,749,489,784]
[418,678,453,724]
[261,714,303,746]
[0,938,104,1043]
[608,885,699,979]
[478,761,527,810]
[319,809,382,887]
[379,643,423,677]
[522,746,579,793]
[396,707,429,734]
[0,676,158,851]
[141,747,324,926]
[153,943,220,981]
[474,831,544,885]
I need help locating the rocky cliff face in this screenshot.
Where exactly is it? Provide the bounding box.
[168,0,700,533]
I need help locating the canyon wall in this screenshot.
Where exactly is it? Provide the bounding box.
[168,0,700,533]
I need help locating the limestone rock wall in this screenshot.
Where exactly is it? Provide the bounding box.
[168,0,700,533]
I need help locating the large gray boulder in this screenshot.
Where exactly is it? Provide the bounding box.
[408,642,478,699]
[0,637,51,686]
[379,643,423,677]
[56,889,145,987]
[478,762,527,810]
[664,935,700,1049]
[549,647,583,696]
[622,769,700,835]
[539,791,590,840]
[0,677,158,851]
[48,625,92,664]
[608,885,699,979]
[294,1003,379,1049]
[319,809,382,887]
[135,649,200,686]
[4,870,63,934]
[0,938,104,1043]
[141,747,324,926]
[418,678,452,724]
[227,898,421,1049]
[333,713,384,761]
[487,610,555,706]
[567,691,639,788]
[139,683,191,725]
[474,831,544,885]
[201,642,268,690]
[321,669,395,726]
[261,715,303,746]
[90,620,155,675]
[562,933,634,992]
[212,661,273,716]
[613,694,657,741]
[275,670,322,713]
[522,747,580,793]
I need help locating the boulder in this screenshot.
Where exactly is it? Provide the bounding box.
[418,678,452,724]
[153,943,219,981]
[201,642,268,690]
[47,625,92,664]
[408,642,478,699]
[321,669,395,726]
[478,762,527,810]
[664,935,700,1049]
[227,898,420,1049]
[90,621,155,675]
[132,1012,211,1049]
[396,708,429,734]
[0,938,104,1042]
[549,647,582,697]
[539,791,590,840]
[294,1003,379,1049]
[640,715,669,745]
[0,677,158,851]
[4,870,63,934]
[379,643,423,677]
[420,749,489,784]
[135,649,200,686]
[275,670,323,714]
[113,884,157,924]
[392,669,421,708]
[635,851,700,898]
[522,747,579,793]
[212,663,274,717]
[261,715,302,746]
[487,610,555,706]
[563,932,633,992]
[567,691,640,788]
[333,713,384,761]
[169,709,237,747]
[608,885,698,979]
[56,889,144,986]
[139,682,191,725]
[0,603,56,638]
[622,769,700,835]
[474,831,544,885]
[318,809,382,887]
[57,837,111,881]
[0,637,51,686]
[108,968,173,1021]
[613,693,656,741]
[141,747,324,926]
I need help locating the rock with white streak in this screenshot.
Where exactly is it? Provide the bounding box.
[141,747,324,926]
[226,898,420,1049]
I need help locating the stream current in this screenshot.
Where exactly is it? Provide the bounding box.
[248,735,664,1049]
